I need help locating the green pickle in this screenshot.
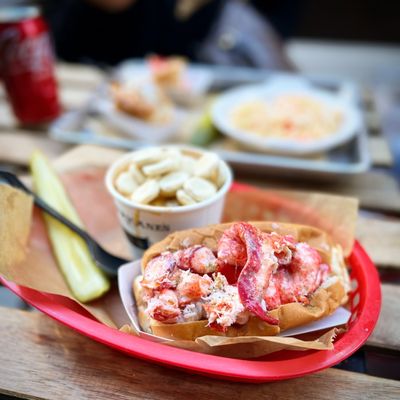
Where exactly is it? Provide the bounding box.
[30,151,110,302]
[190,111,220,147]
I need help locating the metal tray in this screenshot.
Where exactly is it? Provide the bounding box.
[50,64,370,180]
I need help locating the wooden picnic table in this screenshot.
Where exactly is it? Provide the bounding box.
[0,62,399,399]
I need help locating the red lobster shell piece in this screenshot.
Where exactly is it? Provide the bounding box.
[226,222,279,325]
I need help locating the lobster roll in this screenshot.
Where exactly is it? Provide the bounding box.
[133,221,350,340]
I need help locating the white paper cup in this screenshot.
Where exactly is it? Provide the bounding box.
[105,145,233,259]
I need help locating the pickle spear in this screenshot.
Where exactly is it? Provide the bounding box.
[30,151,110,302]
[190,111,220,146]
[190,97,220,146]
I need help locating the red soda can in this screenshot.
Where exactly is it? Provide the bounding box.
[0,6,61,125]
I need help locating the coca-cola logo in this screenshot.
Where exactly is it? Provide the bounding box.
[0,27,54,77]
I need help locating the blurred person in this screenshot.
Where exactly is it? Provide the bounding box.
[44,0,293,69]
[250,0,301,39]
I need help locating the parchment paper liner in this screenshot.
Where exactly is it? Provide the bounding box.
[0,146,358,358]
[120,324,340,359]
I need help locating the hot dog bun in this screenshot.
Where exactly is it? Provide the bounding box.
[133,221,349,340]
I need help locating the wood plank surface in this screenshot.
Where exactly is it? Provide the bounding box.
[368,136,393,167]
[367,284,400,352]
[60,86,94,110]
[0,102,17,130]
[0,307,398,400]
[357,217,400,268]
[56,63,105,88]
[56,63,105,110]
[0,131,69,165]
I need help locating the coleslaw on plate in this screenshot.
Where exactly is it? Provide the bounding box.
[231,94,343,141]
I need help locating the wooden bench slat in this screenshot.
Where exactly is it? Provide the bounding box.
[0,132,69,165]
[56,63,105,88]
[0,102,17,129]
[368,136,394,167]
[357,217,400,269]
[367,284,400,352]
[0,307,399,400]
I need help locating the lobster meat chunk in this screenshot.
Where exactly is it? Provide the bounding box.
[175,245,217,274]
[219,222,279,325]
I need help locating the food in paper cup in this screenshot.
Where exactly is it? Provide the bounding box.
[132,221,350,340]
[105,146,232,258]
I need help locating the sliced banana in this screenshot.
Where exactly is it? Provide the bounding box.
[142,157,180,177]
[131,179,160,204]
[193,152,219,180]
[214,161,226,188]
[115,171,138,195]
[165,199,180,207]
[176,189,197,206]
[183,177,217,202]
[159,171,189,196]
[114,147,226,207]
[128,163,145,184]
[131,148,164,166]
[164,148,183,161]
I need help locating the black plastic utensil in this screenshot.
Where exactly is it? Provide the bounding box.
[0,170,129,276]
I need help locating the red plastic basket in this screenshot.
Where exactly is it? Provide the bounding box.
[0,184,381,382]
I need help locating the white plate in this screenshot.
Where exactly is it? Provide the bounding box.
[212,77,362,155]
[94,97,185,143]
[94,59,212,141]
